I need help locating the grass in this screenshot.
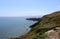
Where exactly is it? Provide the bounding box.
[29,33,48,39]
[28,13,60,39]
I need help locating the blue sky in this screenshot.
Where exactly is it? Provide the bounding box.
[0,0,60,17]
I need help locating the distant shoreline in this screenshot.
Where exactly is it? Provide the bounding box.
[26,18,41,21]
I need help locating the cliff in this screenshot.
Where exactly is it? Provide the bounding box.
[10,11,60,39]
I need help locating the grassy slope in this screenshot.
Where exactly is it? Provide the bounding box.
[28,11,60,39]
[10,11,60,39]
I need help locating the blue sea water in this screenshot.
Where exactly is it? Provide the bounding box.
[0,17,36,39]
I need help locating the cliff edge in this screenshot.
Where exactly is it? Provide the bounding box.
[10,11,60,39]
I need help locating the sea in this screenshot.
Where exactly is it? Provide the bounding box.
[0,17,37,39]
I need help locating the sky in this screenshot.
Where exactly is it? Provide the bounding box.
[0,0,60,17]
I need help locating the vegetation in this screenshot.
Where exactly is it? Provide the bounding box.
[29,33,47,39]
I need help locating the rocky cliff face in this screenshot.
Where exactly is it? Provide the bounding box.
[10,11,60,39]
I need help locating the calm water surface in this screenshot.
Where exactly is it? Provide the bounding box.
[0,17,36,39]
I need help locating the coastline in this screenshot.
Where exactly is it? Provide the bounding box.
[10,11,60,39]
[10,18,41,39]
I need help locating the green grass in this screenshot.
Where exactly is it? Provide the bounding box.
[29,33,48,39]
[28,14,60,39]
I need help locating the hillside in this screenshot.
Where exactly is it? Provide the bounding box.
[10,11,60,39]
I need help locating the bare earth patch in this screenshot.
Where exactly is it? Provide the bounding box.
[46,29,60,39]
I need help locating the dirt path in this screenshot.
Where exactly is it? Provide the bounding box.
[46,30,60,39]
